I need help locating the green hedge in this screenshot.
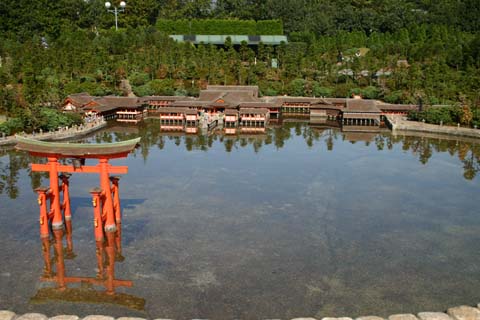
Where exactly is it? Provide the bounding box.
[0,108,82,135]
[256,20,283,35]
[156,19,283,35]
[406,105,479,126]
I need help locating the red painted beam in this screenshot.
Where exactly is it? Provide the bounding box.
[41,276,133,287]
[27,151,132,159]
[31,164,129,174]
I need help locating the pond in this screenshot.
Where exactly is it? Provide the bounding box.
[0,119,480,320]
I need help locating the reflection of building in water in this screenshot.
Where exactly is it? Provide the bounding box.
[160,123,185,132]
[342,130,378,143]
[309,119,341,129]
[185,126,198,134]
[14,137,141,305]
[107,124,140,134]
[240,127,266,134]
[224,127,237,135]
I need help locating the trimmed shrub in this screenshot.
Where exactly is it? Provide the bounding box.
[157,19,283,35]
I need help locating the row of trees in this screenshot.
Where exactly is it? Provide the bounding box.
[408,105,480,128]
[1,24,479,117]
[1,1,479,39]
[0,1,479,131]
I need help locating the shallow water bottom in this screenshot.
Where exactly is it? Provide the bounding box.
[0,121,479,319]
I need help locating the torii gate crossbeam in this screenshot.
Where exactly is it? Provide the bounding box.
[15,136,140,295]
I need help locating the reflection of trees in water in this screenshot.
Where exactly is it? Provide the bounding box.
[83,121,480,181]
[376,133,480,180]
[458,142,480,180]
[1,121,479,198]
[0,149,45,199]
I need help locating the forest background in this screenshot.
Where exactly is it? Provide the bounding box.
[0,0,480,133]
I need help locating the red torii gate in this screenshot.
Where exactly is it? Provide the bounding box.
[15,136,140,295]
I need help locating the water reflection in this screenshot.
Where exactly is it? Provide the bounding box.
[1,120,479,200]
[30,209,145,311]
[74,120,480,182]
[1,120,480,318]
[3,138,147,312]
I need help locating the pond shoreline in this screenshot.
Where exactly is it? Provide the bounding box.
[0,119,107,147]
[2,304,480,320]
[2,115,480,148]
[385,115,480,140]
[1,122,479,318]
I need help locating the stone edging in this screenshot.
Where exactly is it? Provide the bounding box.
[2,305,480,320]
[386,115,480,140]
[0,120,107,147]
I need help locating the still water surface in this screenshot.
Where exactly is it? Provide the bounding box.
[0,120,480,319]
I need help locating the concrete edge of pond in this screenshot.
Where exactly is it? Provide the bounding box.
[2,304,480,320]
[2,116,480,149]
[0,120,107,147]
[386,115,480,140]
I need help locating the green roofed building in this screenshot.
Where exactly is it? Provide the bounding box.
[169,35,288,45]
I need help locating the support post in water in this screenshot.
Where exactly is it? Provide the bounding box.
[16,136,140,295]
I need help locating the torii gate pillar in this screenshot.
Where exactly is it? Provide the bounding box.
[16,136,140,294]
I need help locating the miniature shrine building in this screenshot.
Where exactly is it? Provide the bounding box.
[62,86,419,128]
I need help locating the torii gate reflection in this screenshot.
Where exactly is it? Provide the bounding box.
[15,136,140,296]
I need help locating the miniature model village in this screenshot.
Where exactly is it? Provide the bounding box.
[62,85,419,134]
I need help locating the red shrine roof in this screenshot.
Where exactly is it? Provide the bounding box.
[64,94,145,114]
[66,92,95,107]
[239,102,275,108]
[157,107,193,113]
[84,96,143,113]
[139,96,190,102]
[196,90,259,107]
[225,109,239,115]
[239,107,269,115]
[377,103,418,111]
[62,86,419,117]
[344,99,381,113]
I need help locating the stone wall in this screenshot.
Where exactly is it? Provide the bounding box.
[2,304,480,320]
[0,119,107,147]
[386,115,480,140]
